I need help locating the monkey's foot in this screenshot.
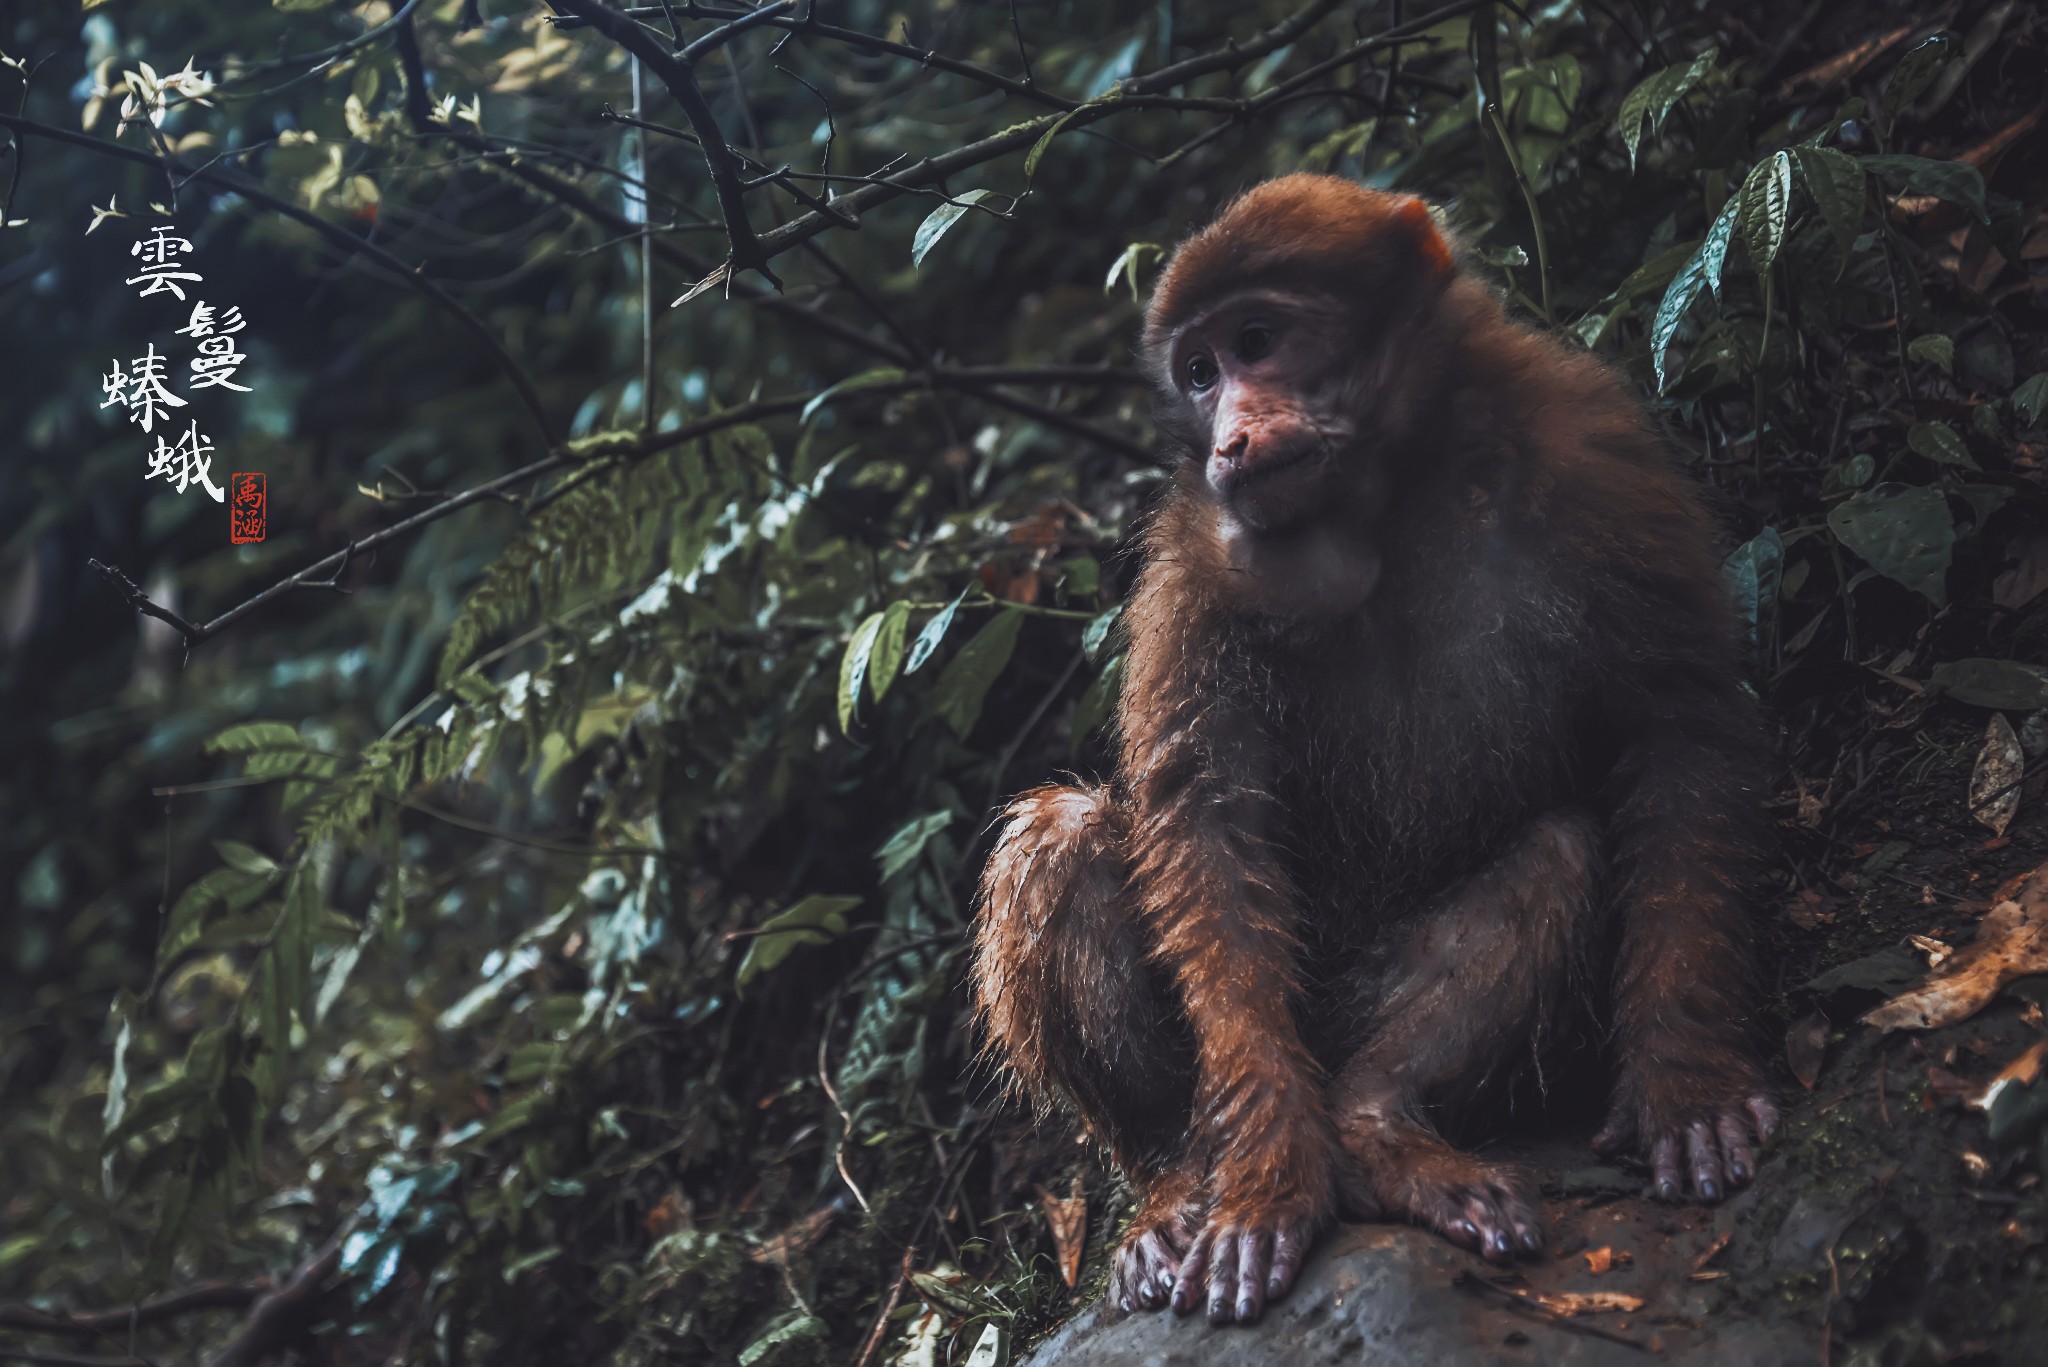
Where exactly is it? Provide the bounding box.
[1370,1143,1544,1264]
[1169,1185,1327,1326]
[1112,1164,1205,1314]
[1595,1092,1780,1203]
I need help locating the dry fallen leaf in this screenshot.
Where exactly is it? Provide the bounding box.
[1910,934,1955,968]
[1787,1010,1830,1090]
[1583,1246,1614,1275]
[1693,1230,1732,1273]
[1972,1039,2048,1114]
[1524,1289,1644,1316]
[1971,713,2025,837]
[1864,861,2048,1032]
[1036,1179,1087,1288]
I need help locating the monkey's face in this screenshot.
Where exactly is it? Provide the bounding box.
[1160,287,1385,545]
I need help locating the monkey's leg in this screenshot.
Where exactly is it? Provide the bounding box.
[971,784,1203,1313]
[1598,700,1780,1201]
[1328,808,1601,1263]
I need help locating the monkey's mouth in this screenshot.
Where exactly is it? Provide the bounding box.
[1217,444,1332,532]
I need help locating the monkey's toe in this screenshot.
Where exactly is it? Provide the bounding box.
[1645,1095,1779,1203]
[1405,1173,1545,1264]
[1171,1205,1318,1325]
[1114,1224,1190,1313]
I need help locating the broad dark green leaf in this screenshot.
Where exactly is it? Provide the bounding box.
[736,894,862,989]
[1928,659,2048,711]
[1615,47,1717,171]
[1881,33,1956,119]
[2014,373,2048,426]
[1906,420,1976,469]
[925,607,1024,740]
[1721,527,1783,653]
[1825,482,1955,605]
[1789,145,1865,277]
[906,587,969,674]
[1738,151,1793,274]
[837,610,887,735]
[1650,197,1739,391]
[867,600,912,703]
[1906,334,1954,374]
[1861,153,1989,223]
[874,811,953,883]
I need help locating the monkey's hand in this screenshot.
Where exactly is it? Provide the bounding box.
[1593,1066,1781,1203]
[1169,1140,1333,1326]
[1113,1159,1207,1315]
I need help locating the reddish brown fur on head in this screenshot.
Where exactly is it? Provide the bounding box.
[1144,175,1456,349]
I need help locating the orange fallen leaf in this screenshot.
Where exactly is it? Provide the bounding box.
[1583,1246,1614,1275]
[1692,1230,1732,1273]
[1972,1039,2048,1114]
[1864,861,2048,1032]
[1036,1179,1087,1288]
[1523,1289,1644,1316]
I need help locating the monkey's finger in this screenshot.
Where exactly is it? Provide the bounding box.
[1268,1223,1309,1301]
[1650,1132,1684,1201]
[1716,1111,1756,1187]
[1463,1196,1516,1262]
[1747,1095,1782,1143]
[1232,1228,1272,1323]
[1589,1119,1630,1155]
[1203,1228,1242,1326]
[1169,1232,1214,1316]
[1685,1121,1724,1201]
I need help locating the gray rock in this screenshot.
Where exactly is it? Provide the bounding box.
[1025,1188,1810,1366]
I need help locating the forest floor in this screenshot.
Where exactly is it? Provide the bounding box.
[1006,713,2048,1366]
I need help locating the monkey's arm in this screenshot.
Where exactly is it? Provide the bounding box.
[1597,678,1780,1200]
[1116,595,1335,1323]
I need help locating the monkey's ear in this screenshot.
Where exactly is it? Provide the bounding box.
[1392,197,1455,278]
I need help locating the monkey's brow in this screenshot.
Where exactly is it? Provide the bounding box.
[1172,288,1344,337]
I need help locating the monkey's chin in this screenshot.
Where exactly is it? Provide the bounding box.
[1219,517,1383,617]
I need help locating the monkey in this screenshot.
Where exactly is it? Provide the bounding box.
[970,175,1782,1327]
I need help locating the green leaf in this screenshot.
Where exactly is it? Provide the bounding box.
[911,189,995,268]
[1882,33,1956,119]
[875,811,953,883]
[1069,652,1124,755]
[205,721,305,754]
[1721,527,1783,653]
[1906,334,1954,374]
[1860,154,1989,223]
[2012,373,2048,426]
[1023,109,1084,180]
[801,368,908,424]
[211,840,277,876]
[1906,420,1977,469]
[1081,604,1121,663]
[1789,145,1864,277]
[1650,197,1739,392]
[1825,482,1955,605]
[735,895,862,989]
[1614,46,1717,172]
[1738,151,1793,274]
[838,611,886,735]
[926,607,1024,740]
[868,600,912,703]
[1928,659,2048,711]
[906,587,969,674]
[1103,241,1164,300]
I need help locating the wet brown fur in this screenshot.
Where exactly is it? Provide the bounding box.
[972,175,1773,1318]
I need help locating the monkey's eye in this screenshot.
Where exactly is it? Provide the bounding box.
[1235,323,1275,361]
[1185,353,1219,391]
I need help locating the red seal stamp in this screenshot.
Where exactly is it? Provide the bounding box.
[229,471,266,544]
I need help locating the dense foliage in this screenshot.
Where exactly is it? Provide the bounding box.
[2,1,2044,1362]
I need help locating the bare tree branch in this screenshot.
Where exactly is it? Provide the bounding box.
[0,1283,263,1338]
[552,0,788,295]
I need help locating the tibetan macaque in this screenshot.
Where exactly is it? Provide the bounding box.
[971,175,1781,1326]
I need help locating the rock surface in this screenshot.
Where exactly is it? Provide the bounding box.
[1024,1139,1815,1366]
